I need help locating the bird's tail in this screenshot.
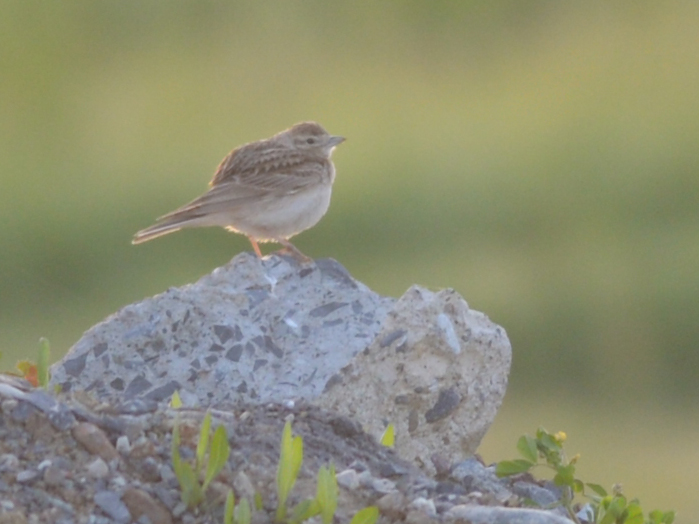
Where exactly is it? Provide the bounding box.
[132,215,206,244]
[132,222,182,244]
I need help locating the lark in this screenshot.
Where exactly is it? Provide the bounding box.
[133,122,345,260]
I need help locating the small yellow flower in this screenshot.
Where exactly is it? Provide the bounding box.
[554,431,567,443]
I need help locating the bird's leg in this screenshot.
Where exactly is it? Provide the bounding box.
[278,239,312,263]
[247,237,263,258]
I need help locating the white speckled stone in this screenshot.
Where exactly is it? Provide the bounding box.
[318,286,511,474]
[51,252,511,473]
[51,253,392,407]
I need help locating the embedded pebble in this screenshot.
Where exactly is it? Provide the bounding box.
[336,469,360,490]
[43,463,65,486]
[72,423,118,462]
[371,477,397,494]
[116,436,131,455]
[93,490,131,523]
[376,491,408,518]
[233,471,256,499]
[87,458,109,479]
[0,453,20,471]
[409,497,437,517]
[16,470,39,484]
[122,487,173,524]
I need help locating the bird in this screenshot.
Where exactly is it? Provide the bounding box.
[132,121,345,261]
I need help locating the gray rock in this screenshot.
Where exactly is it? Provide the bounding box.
[93,490,131,523]
[51,254,392,406]
[445,505,574,524]
[319,287,511,473]
[336,468,360,490]
[16,469,39,483]
[512,480,561,508]
[51,253,511,473]
[450,458,514,503]
[86,458,109,479]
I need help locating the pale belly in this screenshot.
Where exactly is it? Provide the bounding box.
[221,183,333,241]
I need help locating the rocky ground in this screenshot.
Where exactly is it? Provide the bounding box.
[0,374,572,524]
[0,254,573,523]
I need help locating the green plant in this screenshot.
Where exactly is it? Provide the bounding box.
[168,413,379,523]
[223,490,252,524]
[349,506,379,524]
[496,427,675,524]
[171,410,231,509]
[274,421,378,524]
[380,423,395,448]
[276,421,304,521]
[14,337,52,388]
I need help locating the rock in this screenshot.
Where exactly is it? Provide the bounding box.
[51,254,393,406]
[93,490,131,523]
[409,497,437,518]
[450,458,514,503]
[15,469,38,484]
[72,422,119,462]
[0,382,583,523]
[122,487,173,524]
[50,253,511,473]
[512,480,561,508]
[86,457,109,479]
[445,505,574,524]
[336,468,360,490]
[319,286,511,473]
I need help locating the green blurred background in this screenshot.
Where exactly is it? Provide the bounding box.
[2,2,697,517]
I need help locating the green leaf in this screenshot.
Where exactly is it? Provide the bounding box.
[236,498,252,524]
[171,421,203,508]
[350,506,379,524]
[178,462,204,508]
[538,431,562,454]
[647,509,676,524]
[495,459,534,477]
[204,425,230,490]
[197,411,212,471]
[586,483,607,497]
[623,502,643,524]
[254,491,264,511]
[661,510,676,524]
[289,499,320,524]
[224,490,235,524]
[380,423,395,447]
[535,427,550,442]
[37,337,51,388]
[598,494,627,524]
[517,435,538,463]
[598,509,616,524]
[553,463,575,487]
[609,494,627,514]
[276,421,304,522]
[170,390,183,409]
[316,464,338,524]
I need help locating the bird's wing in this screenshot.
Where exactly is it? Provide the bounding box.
[156,160,328,221]
[210,142,327,190]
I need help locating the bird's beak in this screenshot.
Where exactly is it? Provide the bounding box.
[329,135,346,147]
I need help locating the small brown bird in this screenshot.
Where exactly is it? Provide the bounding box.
[133,122,345,260]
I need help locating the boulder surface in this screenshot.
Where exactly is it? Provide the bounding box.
[51,253,511,470]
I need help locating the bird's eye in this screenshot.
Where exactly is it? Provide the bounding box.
[306,137,316,144]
